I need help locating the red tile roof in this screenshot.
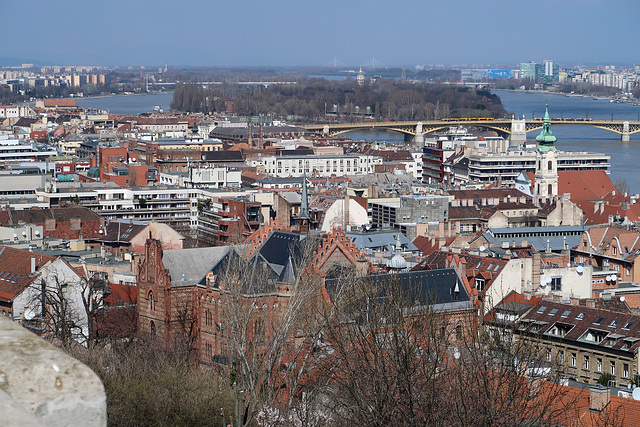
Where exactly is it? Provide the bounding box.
[43,99,78,108]
[0,247,56,302]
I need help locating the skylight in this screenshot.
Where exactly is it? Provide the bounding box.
[594,317,605,325]
[576,312,586,320]
[561,310,571,318]
[609,320,619,328]
[549,308,559,316]
[537,306,547,314]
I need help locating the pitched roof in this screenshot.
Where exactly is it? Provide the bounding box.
[558,170,625,203]
[520,299,640,353]
[162,246,232,285]
[43,99,78,108]
[0,247,56,302]
[325,268,473,312]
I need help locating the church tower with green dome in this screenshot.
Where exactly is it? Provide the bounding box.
[534,103,558,198]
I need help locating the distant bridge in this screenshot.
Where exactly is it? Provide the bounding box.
[301,118,640,142]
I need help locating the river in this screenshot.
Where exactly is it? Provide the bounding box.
[72,89,640,194]
[74,92,174,115]
[349,90,640,195]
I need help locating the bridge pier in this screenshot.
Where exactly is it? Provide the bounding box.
[413,122,425,147]
[622,121,630,142]
[510,118,527,147]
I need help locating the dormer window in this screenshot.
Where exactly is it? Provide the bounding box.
[581,329,608,343]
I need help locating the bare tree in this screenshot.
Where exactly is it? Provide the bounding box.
[310,272,577,426]
[218,239,326,427]
[23,261,109,348]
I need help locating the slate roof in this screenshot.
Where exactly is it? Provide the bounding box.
[346,230,418,253]
[162,246,232,285]
[325,268,473,312]
[479,226,588,252]
[202,151,244,162]
[256,231,304,277]
[102,221,148,243]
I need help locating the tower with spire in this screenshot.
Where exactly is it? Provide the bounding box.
[295,171,311,232]
[533,103,558,199]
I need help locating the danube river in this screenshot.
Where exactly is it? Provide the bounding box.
[75,92,174,114]
[73,90,640,194]
[350,90,640,195]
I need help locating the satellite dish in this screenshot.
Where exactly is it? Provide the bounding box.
[633,388,640,401]
[612,275,617,281]
[606,275,612,281]
[24,308,35,320]
[479,245,486,252]
[576,265,584,274]
[540,278,547,288]
[621,296,626,302]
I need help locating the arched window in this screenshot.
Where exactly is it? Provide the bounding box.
[455,324,462,340]
[150,321,156,337]
[548,160,552,171]
[548,184,552,195]
[148,291,155,311]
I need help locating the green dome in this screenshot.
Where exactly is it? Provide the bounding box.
[536,103,557,151]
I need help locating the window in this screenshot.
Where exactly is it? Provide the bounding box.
[549,308,559,316]
[611,361,616,376]
[594,317,605,325]
[627,267,631,276]
[571,353,576,367]
[537,306,547,314]
[584,355,590,370]
[613,246,617,256]
[597,358,602,372]
[559,351,564,364]
[561,310,572,318]
[547,349,552,362]
[624,363,629,378]
[576,312,586,320]
[551,277,562,292]
[149,291,155,311]
[609,320,619,328]
[455,325,462,340]
[475,278,485,292]
[623,322,633,330]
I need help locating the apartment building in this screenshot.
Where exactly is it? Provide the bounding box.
[246,154,382,178]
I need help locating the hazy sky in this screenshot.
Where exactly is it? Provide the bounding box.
[5,0,639,67]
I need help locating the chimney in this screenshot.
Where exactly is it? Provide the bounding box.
[589,386,610,412]
[248,122,253,147]
[31,257,36,274]
[586,299,596,308]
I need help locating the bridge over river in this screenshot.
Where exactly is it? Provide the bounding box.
[301,118,640,142]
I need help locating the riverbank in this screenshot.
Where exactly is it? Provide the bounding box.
[495,88,639,105]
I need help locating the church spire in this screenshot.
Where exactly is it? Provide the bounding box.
[535,101,557,151]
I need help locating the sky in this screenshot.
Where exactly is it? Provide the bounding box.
[4,0,639,67]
